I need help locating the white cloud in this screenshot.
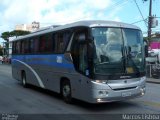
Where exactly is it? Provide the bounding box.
[0,0,122,33]
[0,0,124,45]
[84,0,112,10]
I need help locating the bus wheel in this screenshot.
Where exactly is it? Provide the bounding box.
[61,80,72,103]
[22,72,27,87]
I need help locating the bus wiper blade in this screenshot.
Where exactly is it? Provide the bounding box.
[95,62,109,66]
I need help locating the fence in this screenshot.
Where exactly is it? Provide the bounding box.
[146,63,160,79]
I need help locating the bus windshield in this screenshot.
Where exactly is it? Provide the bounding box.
[91,27,145,75]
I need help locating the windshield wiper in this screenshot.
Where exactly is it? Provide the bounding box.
[122,46,140,73]
[125,54,140,73]
[95,62,109,66]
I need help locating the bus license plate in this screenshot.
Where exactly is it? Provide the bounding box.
[122,92,131,97]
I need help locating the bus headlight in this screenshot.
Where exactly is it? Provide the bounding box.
[95,80,107,84]
[140,87,146,96]
[98,90,109,96]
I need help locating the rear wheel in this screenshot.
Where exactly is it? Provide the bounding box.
[61,80,72,103]
[22,72,28,87]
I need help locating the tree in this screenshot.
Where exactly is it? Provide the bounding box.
[1,30,30,41]
[155,32,160,37]
[0,45,3,56]
[1,31,10,41]
[0,30,30,57]
[10,30,30,37]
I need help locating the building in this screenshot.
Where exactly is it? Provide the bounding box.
[15,21,40,32]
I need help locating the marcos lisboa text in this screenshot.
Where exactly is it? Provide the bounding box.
[122,114,160,120]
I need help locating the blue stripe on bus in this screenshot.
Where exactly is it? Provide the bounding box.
[12,54,74,69]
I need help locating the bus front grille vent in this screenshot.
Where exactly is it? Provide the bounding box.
[113,86,137,91]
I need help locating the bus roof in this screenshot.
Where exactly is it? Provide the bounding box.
[13,20,141,41]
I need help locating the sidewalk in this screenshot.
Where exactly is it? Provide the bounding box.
[146,77,160,84]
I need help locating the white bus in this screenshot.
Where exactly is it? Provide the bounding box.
[12,20,146,103]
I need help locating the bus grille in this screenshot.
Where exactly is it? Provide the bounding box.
[113,86,137,91]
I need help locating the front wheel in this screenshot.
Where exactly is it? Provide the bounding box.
[61,80,72,103]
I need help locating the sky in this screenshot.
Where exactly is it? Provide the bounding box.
[0,0,160,45]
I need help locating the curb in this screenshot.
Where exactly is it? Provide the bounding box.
[147,81,160,84]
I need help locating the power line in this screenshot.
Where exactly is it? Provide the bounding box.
[131,18,148,24]
[133,0,148,28]
[111,0,127,8]
[107,0,129,11]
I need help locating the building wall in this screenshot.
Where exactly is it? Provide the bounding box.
[15,21,40,32]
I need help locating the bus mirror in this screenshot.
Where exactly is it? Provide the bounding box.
[64,52,73,62]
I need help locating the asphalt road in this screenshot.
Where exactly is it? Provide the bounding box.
[0,64,160,119]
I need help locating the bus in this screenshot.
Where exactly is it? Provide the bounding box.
[12,20,146,103]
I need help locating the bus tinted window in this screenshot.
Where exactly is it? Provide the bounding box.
[12,30,71,54]
[39,35,46,52]
[30,38,35,53]
[45,33,53,53]
[39,33,53,53]
[34,37,39,53]
[24,39,30,53]
[54,31,71,53]
[21,40,25,54]
[63,32,71,50]
[12,42,16,54]
[16,41,21,54]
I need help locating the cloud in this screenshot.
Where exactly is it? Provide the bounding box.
[0,0,124,45]
[0,0,122,33]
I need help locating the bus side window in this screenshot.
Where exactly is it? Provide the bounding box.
[12,42,16,54]
[57,33,64,53]
[21,40,25,54]
[54,34,59,53]
[52,34,56,53]
[39,36,45,52]
[45,33,53,53]
[24,40,30,54]
[34,37,39,53]
[54,33,64,53]
[52,31,71,53]
[63,31,72,51]
[30,38,35,54]
[17,41,21,54]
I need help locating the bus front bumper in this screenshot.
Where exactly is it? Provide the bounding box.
[89,81,146,103]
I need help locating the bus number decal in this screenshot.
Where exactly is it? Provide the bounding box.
[57,56,62,63]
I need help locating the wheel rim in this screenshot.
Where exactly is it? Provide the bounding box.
[63,85,70,97]
[22,76,26,86]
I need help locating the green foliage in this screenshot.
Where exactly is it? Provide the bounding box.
[10,30,30,37]
[1,30,31,41]
[0,45,3,56]
[143,37,148,41]
[1,31,10,41]
[155,32,160,37]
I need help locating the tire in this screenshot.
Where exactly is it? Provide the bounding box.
[22,72,28,87]
[61,80,72,103]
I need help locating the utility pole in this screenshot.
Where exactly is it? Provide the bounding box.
[148,0,152,42]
